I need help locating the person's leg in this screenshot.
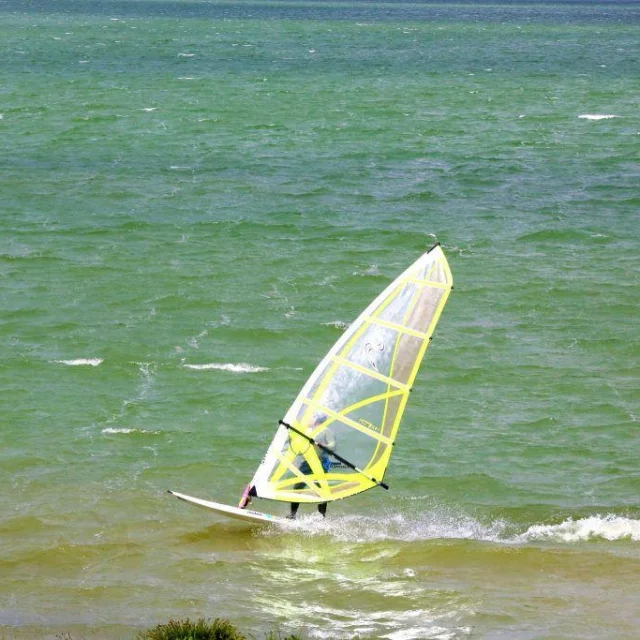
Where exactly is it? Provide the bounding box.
[289,475,307,519]
[318,502,327,517]
[238,484,256,509]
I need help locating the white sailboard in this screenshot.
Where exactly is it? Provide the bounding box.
[167,490,286,525]
[169,243,453,524]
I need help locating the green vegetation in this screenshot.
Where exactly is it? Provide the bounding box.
[136,618,302,640]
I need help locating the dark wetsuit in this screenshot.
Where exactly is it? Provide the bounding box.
[289,451,332,519]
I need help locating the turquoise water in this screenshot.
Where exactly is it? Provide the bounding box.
[1,1,639,638]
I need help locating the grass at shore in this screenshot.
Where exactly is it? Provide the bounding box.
[137,618,302,640]
[0,617,306,640]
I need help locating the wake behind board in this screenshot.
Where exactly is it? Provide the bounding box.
[167,490,286,525]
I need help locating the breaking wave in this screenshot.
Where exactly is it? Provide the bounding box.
[54,358,103,366]
[264,510,640,544]
[266,508,508,543]
[101,427,161,435]
[352,264,382,277]
[183,362,269,373]
[322,320,349,330]
[578,114,619,120]
[517,515,640,543]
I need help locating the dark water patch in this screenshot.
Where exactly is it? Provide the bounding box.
[6,0,640,26]
[516,227,609,245]
[407,537,639,569]
[392,188,442,203]
[0,515,48,538]
[413,472,514,499]
[178,523,264,547]
[1,539,144,575]
[0,450,53,477]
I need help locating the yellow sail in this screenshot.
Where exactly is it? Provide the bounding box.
[249,244,453,503]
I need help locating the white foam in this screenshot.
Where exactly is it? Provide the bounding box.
[322,320,349,330]
[54,358,103,366]
[177,52,195,57]
[578,114,619,120]
[102,427,160,435]
[183,362,269,373]
[518,515,640,543]
[353,264,381,277]
[255,595,467,640]
[267,509,640,545]
[319,275,337,287]
[270,509,508,543]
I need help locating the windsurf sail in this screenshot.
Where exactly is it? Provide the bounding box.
[244,244,453,505]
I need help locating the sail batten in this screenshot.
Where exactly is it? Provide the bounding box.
[366,316,430,340]
[331,355,411,391]
[301,397,395,445]
[403,278,451,290]
[248,245,453,504]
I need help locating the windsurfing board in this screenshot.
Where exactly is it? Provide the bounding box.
[167,489,286,525]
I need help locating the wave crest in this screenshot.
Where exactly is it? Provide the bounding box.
[518,515,640,543]
[578,114,619,120]
[268,509,508,543]
[102,428,161,435]
[183,362,269,373]
[264,510,640,545]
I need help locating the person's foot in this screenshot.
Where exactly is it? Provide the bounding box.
[238,483,253,509]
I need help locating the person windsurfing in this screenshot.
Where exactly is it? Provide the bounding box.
[288,424,336,519]
[238,413,337,518]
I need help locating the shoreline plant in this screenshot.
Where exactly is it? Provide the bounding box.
[136,618,302,640]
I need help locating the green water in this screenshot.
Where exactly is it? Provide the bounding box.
[1,1,639,638]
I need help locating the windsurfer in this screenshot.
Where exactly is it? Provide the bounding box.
[289,423,336,519]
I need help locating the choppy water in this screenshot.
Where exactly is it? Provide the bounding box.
[1,1,639,638]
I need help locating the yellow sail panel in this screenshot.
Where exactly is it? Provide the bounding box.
[250,244,453,503]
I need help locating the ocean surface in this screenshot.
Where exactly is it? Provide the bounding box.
[1,1,639,638]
